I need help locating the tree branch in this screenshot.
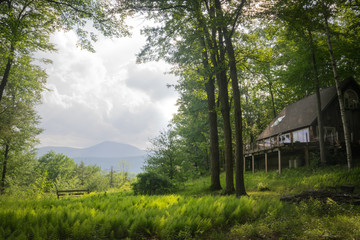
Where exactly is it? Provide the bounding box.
[45,0,93,17]
[229,0,246,37]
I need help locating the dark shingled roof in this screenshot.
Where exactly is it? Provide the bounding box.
[257,78,357,141]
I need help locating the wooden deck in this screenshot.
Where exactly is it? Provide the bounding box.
[243,141,324,174]
[243,141,344,174]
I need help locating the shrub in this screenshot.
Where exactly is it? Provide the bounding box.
[257,182,270,191]
[132,172,174,195]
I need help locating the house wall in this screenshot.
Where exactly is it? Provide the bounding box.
[344,83,360,145]
[322,99,343,144]
[321,85,360,145]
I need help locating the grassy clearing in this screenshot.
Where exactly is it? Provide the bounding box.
[0,192,281,239]
[1,166,360,239]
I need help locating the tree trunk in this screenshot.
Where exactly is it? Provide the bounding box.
[214,2,235,195]
[268,81,277,118]
[324,16,352,170]
[0,144,10,195]
[217,36,234,194]
[206,5,234,194]
[222,27,247,197]
[308,29,327,165]
[206,77,222,190]
[200,36,222,191]
[0,55,13,103]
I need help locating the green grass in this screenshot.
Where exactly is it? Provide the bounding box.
[1,165,360,239]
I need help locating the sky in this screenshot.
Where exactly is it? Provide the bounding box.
[36,19,179,150]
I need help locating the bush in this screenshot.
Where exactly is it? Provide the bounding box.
[132,172,174,195]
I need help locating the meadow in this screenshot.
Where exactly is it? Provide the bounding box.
[1,166,360,239]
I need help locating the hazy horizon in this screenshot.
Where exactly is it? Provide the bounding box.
[36,17,179,150]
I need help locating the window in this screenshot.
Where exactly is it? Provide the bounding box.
[279,133,291,143]
[271,115,285,127]
[292,128,310,143]
[264,138,271,147]
[324,127,337,145]
[344,89,359,109]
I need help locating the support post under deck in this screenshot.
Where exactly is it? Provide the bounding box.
[265,152,268,173]
[243,156,246,172]
[252,155,255,173]
[304,145,309,167]
[278,149,282,174]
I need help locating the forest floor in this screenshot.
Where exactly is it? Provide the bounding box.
[1,165,360,239]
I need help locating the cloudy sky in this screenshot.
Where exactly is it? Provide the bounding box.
[36,19,179,150]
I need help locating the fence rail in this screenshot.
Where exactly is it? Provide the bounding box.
[56,189,90,199]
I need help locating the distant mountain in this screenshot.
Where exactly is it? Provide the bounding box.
[37,141,147,173]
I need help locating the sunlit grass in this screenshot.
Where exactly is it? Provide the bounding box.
[0,192,281,239]
[1,165,360,239]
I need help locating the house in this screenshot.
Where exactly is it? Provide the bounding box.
[244,77,360,173]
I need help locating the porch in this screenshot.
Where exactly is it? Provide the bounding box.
[243,141,340,174]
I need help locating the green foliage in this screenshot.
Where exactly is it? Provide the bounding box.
[1,167,360,239]
[0,55,45,195]
[145,126,194,183]
[0,192,281,240]
[132,172,174,195]
[0,0,130,194]
[37,151,77,190]
[36,152,131,193]
[257,182,270,192]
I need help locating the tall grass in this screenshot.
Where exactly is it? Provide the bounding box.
[0,192,282,239]
[1,165,360,239]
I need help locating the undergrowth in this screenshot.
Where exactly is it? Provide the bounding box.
[1,165,360,239]
[0,193,282,239]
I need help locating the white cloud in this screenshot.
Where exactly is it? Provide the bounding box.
[36,22,178,150]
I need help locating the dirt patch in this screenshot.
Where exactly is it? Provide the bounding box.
[280,185,360,205]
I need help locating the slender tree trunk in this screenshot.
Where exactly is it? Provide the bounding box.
[268,81,277,118]
[222,27,247,197]
[200,36,222,190]
[0,144,10,195]
[308,30,327,165]
[0,55,13,103]
[208,26,234,194]
[324,16,352,170]
[206,77,222,190]
[169,147,174,180]
[217,31,235,195]
[205,4,234,194]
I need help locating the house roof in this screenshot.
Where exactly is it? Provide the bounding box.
[256,77,358,141]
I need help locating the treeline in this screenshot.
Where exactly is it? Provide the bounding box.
[1,1,359,196]
[2,151,131,196]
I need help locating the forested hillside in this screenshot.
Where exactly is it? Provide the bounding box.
[37,141,146,172]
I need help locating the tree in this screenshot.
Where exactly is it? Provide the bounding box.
[127,0,223,190]
[132,172,173,195]
[124,0,250,195]
[0,0,129,194]
[197,10,222,189]
[0,56,44,194]
[74,162,108,191]
[172,71,214,177]
[321,0,353,169]
[145,127,190,182]
[37,151,77,190]
[201,45,222,190]
[273,0,328,165]
[0,0,128,103]
[270,0,360,169]
[213,0,247,196]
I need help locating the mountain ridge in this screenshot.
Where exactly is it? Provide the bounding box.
[37,141,146,173]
